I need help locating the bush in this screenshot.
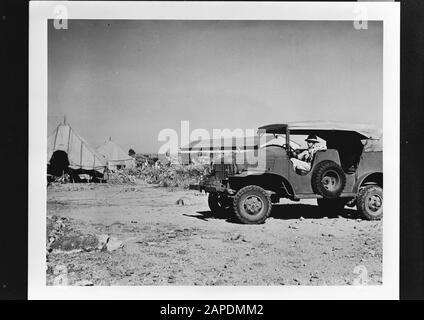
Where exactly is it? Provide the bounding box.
[124,163,210,189]
[107,170,137,185]
[134,153,159,168]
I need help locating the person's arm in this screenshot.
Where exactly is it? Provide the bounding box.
[298,150,308,161]
[318,144,326,151]
[309,144,326,159]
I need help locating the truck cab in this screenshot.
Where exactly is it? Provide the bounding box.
[192,121,382,224]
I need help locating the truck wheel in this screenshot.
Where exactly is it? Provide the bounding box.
[312,160,346,199]
[208,193,230,215]
[233,185,272,224]
[317,198,347,217]
[356,185,383,220]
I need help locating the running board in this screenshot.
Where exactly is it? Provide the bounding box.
[293,193,356,200]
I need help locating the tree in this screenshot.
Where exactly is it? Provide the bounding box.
[128,148,136,157]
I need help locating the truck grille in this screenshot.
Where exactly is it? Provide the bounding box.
[213,163,234,180]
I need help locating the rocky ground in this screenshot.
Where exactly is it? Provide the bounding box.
[46,182,382,286]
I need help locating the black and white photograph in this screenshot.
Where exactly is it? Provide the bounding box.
[28,2,400,300]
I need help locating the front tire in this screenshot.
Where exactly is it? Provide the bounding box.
[208,193,231,215]
[233,185,272,224]
[356,185,383,220]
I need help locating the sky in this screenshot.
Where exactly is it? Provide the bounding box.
[48,20,382,153]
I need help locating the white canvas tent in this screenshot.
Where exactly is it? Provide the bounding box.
[48,122,107,175]
[96,138,136,170]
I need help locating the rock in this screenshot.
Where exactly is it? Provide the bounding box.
[51,233,99,252]
[299,216,305,221]
[74,280,94,286]
[321,233,334,237]
[175,197,191,206]
[52,265,68,286]
[51,248,83,255]
[310,275,319,281]
[229,233,248,242]
[106,237,123,251]
[230,233,242,241]
[96,234,110,250]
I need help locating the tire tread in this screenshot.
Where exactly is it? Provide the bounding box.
[233,185,272,224]
[311,160,346,198]
[356,185,383,220]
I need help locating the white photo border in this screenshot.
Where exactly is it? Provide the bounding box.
[29,1,400,300]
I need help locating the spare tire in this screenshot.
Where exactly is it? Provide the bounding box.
[311,160,346,199]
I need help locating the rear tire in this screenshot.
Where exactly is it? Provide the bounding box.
[357,185,383,220]
[233,185,272,224]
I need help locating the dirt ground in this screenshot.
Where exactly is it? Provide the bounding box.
[46,182,382,286]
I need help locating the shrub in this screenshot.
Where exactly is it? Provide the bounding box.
[124,163,210,189]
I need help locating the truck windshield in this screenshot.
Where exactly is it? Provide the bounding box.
[259,133,300,150]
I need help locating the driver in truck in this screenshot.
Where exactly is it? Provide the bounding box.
[290,134,326,172]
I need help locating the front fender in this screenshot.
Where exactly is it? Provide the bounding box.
[234,170,266,177]
[229,172,294,197]
[353,172,383,193]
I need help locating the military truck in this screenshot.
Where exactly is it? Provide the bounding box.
[190,121,382,224]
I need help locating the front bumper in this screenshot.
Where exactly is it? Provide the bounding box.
[189,179,236,195]
[189,184,201,191]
